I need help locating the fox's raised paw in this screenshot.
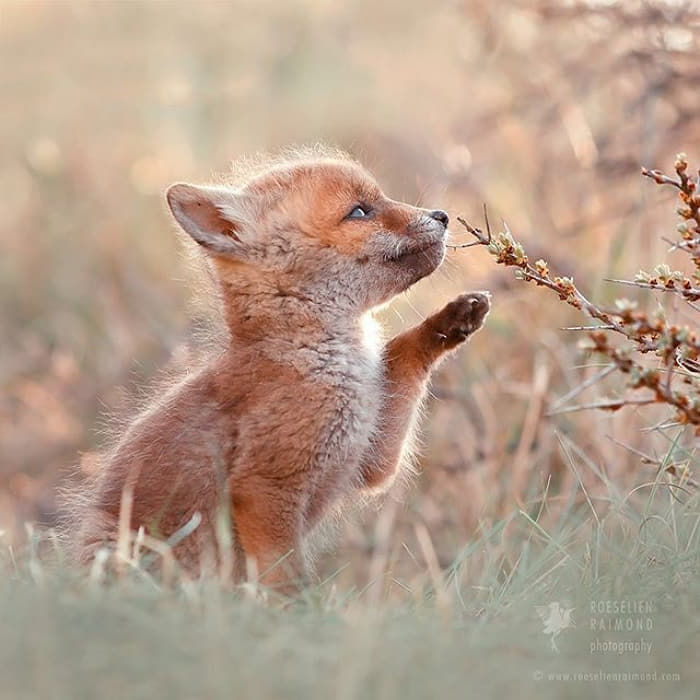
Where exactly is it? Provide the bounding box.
[428,292,491,349]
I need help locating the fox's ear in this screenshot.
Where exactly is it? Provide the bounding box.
[166,183,250,256]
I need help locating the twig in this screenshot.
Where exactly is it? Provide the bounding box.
[447,205,493,249]
[641,168,682,189]
[550,364,616,410]
[547,397,658,416]
[605,277,700,299]
[606,434,660,464]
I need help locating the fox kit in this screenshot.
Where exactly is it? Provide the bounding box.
[73,149,490,589]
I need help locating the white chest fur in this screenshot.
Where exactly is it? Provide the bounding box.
[302,314,383,478]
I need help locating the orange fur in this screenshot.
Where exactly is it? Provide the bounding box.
[69,149,490,590]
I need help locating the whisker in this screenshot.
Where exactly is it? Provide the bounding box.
[403,289,426,323]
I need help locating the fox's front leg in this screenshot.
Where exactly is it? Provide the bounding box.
[230,476,309,594]
[360,292,490,489]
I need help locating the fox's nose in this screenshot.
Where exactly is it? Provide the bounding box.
[429,210,449,227]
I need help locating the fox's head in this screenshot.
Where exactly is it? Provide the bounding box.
[166,154,448,313]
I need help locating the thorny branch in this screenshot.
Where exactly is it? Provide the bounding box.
[455,154,700,428]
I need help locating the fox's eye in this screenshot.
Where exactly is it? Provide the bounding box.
[347,205,369,219]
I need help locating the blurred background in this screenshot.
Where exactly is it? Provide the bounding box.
[1,0,699,585]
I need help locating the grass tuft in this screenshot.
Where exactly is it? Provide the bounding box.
[2,453,698,700]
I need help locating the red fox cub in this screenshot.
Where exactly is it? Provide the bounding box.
[73,149,490,589]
